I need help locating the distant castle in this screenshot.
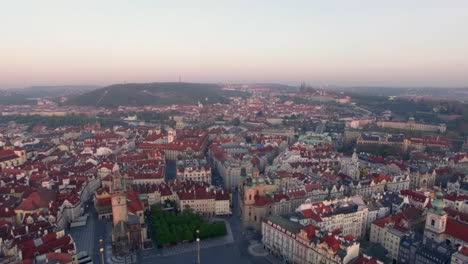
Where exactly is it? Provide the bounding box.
[377,117,446,133]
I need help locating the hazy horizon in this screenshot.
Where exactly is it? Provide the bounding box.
[2,0,468,89]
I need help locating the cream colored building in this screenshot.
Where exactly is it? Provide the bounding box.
[370,222,405,261]
[262,215,360,264]
[215,196,230,215]
[377,119,446,133]
[177,187,231,216]
[297,196,369,239]
[451,247,468,264]
[409,168,436,189]
[179,196,215,216]
[176,160,212,184]
[0,148,27,169]
[370,207,425,262]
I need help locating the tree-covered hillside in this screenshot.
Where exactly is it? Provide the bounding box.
[65,82,238,107]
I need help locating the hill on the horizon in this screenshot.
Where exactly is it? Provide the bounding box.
[0,85,101,105]
[21,85,101,97]
[65,82,242,107]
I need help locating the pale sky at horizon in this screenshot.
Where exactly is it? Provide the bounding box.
[1,0,468,89]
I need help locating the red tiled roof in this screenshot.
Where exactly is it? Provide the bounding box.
[45,252,73,264]
[144,133,164,142]
[215,190,230,201]
[16,188,56,211]
[445,217,468,242]
[0,207,16,217]
[127,190,144,213]
[401,189,427,202]
[372,174,391,184]
[302,225,317,240]
[460,246,468,256]
[96,197,111,207]
[444,192,468,202]
[353,256,380,264]
[21,234,74,259]
[301,209,322,222]
[1,168,24,174]
[444,207,468,222]
[332,229,341,235]
[99,162,115,170]
[287,189,306,198]
[321,235,340,252]
[305,183,322,192]
[450,153,468,164]
[273,193,289,202]
[254,196,273,206]
[401,207,423,221]
[372,215,392,228]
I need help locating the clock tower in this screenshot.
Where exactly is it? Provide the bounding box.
[111,172,128,227]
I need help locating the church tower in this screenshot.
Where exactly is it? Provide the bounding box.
[424,190,447,242]
[3,138,14,151]
[111,172,128,226]
[351,148,358,163]
[167,129,175,143]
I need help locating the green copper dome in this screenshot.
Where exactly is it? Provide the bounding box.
[430,191,446,214]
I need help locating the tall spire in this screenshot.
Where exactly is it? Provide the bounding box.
[351,148,358,163]
[112,171,125,193]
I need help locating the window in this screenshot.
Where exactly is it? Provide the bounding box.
[431,219,435,226]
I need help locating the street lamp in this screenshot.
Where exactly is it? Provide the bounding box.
[99,238,103,247]
[196,230,200,264]
[99,248,105,264]
[196,238,200,264]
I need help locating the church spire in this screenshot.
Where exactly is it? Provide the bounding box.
[111,171,125,193]
[351,148,358,163]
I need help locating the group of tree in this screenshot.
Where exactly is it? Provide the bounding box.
[135,111,180,122]
[356,144,410,160]
[0,94,35,105]
[348,92,468,138]
[150,205,227,247]
[65,82,244,107]
[0,114,98,129]
[278,95,312,105]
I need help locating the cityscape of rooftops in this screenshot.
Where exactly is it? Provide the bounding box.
[0,1,467,264]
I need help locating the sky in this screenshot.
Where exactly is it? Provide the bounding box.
[1,0,468,89]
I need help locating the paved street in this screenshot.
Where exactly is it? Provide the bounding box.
[165,160,176,181]
[67,200,115,264]
[68,200,108,262]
